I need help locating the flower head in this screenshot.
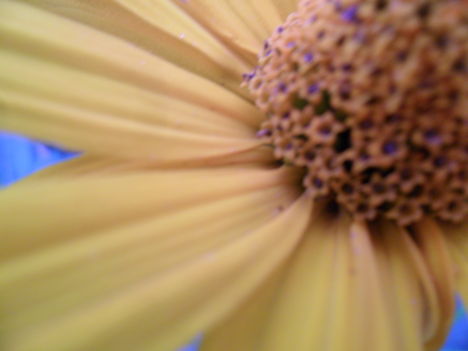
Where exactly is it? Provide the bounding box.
[0,1,466,351]
[248,0,467,226]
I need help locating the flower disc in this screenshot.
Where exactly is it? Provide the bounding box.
[247,0,468,225]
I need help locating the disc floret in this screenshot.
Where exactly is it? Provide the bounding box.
[246,0,467,226]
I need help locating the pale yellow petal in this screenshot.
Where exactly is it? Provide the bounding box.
[24,149,275,183]
[271,0,299,20]
[174,0,272,64]
[250,0,285,33]
[256,211,354,351]
[375,224,424,350]
[202,210,354,351]
[201,265,287,351]
[26,0,252,98]
[412,218,456,350]
[0,165,299,258]
[0,170,310,351]
[171,0,289,63]
[442,220,468,313]
[202,210,456,351]
[23,155,159,181]
[0,1,264,162]
[141,195,311,351]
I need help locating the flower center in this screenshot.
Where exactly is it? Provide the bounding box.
[246,0,467,226]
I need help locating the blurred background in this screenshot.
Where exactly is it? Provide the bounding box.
[1,131,467,351]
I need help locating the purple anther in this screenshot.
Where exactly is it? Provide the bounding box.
[282,112,290,119]
[313,177,324,188]
[334,0,343,11]
[256,129,271,138]
[319,126,332,136]
[277,26,284,33]
[353,30,366,43]
[342,63,353,71]
[242,72,255,82]
[265,49,272,56]
[400,168,412,180]
[360,153,370,161]
[308,83,319,94]
[341,5,359,22]
[386,114,401,123]
[263,40,270,50]
[277,82,288,93]
[305,151,316,161]
[308,15,317,23]
[424,129,442,145]
[304,52,314,63]
[359,119,373,129]
[382,141,398,155]
[434,156,447,167]
[286,41,296,48]
[396,51,408,62]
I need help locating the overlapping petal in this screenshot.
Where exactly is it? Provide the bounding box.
[270,0,299,20]
[22,0,254,98]
[412,219,456,350]
[174,0,283,65]
[0,162,310,351]
[201,212,456,351]
[0,1,265,163]
[23,151,274,182]
[444,220,468,310]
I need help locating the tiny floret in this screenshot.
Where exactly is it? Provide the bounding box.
[247,0,467,226]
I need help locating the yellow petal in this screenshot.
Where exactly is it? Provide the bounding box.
[202,210,455,351]
[375,224,424,350]
[0,167,310,351]
[201,265,287,351]
[142,194,311,351]
[442,220,468,313]
[23,155,158,181]
[0,2,264,162]
[174,0,276,64]
[250,0,285,33]
[0,164,299,258]
[271,0,299,20]
[23,149,273,184]
[412,218,456,350]
[26,0,252,98]
[203,208,351,351]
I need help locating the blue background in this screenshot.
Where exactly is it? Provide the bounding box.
[1,131,467,351]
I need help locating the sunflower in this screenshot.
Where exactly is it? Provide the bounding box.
[0,0,467,350]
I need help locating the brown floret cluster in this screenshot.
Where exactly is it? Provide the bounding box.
[246,0,467,225]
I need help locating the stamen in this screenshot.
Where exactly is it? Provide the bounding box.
[247,0,467,226]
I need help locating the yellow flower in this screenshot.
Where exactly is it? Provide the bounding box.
[0,1,467,351]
